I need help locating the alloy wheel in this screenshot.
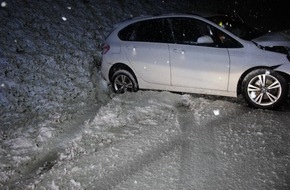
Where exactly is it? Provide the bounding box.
[247,73,282,106]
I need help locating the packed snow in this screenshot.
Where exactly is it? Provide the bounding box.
[1,0,290,189]
[2,91,290,189]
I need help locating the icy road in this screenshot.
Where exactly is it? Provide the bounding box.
[1,91,290,189]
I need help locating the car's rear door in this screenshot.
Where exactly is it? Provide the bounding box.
[119,18,173,85]
[169,17,230,91]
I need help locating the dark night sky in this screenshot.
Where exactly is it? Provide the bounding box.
[176,0,290,31]
[217,0,290,31]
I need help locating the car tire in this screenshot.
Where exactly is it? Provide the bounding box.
[112,69,138,93]
[242,69,288,109]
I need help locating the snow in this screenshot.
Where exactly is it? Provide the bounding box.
[2,90,290,189]
[1,0,290,189]
[1,1,6,8]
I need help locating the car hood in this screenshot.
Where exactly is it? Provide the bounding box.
[252,30,290,47]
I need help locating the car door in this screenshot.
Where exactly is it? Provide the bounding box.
[169,17,230,91]
[119,18,173,85]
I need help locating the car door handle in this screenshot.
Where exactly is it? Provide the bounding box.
[126,45,137,54]
[126,45,135,50]
[173,49,185,54]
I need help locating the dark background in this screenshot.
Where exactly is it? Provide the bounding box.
[164,0,290,31]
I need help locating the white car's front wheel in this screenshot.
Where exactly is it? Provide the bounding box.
[242,69,288,109]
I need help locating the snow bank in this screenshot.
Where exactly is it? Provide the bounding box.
[1,0,106,124]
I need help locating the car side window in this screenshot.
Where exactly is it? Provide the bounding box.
[213,28,243,48]
[118,19,173,43]
[170,18,215,46]
[170,17,242,48]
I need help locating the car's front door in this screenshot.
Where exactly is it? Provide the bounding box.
[169,17,230,91]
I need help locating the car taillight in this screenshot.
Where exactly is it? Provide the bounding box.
[102,44,110,55]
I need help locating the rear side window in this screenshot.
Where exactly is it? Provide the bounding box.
[118,18,173,43]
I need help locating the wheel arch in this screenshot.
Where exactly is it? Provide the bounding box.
[275,70,290,96]
[236,66,290,96]
[109,63,138,84]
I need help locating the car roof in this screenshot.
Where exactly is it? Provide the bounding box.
[119,12,228,22]
[108,12,250,45]
[114,13,213,29]
[123,13,205,21]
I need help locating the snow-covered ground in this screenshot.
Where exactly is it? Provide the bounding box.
[1,0,290,189]
[2,91,290,189]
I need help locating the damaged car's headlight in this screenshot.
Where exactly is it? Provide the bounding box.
[254,42,290,62]
[262,46,289,55]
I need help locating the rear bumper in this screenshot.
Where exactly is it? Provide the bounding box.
[100,59,111,83]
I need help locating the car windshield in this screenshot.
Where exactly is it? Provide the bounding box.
[207,15,266,40]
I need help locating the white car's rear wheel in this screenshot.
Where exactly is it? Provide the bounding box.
[112,70,138,93]
[242,69,288,109]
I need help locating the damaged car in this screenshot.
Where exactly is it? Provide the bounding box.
[101,14,290,109]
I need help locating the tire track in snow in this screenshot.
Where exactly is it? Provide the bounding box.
[5,104,102,189]
[15,91,183,189]
[175,98,250,190]
[86,127,182,190]
[27,113,182,189]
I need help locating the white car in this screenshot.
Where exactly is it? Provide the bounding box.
[101,14,290,109]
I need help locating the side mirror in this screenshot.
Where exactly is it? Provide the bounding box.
[197,35,214,44]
